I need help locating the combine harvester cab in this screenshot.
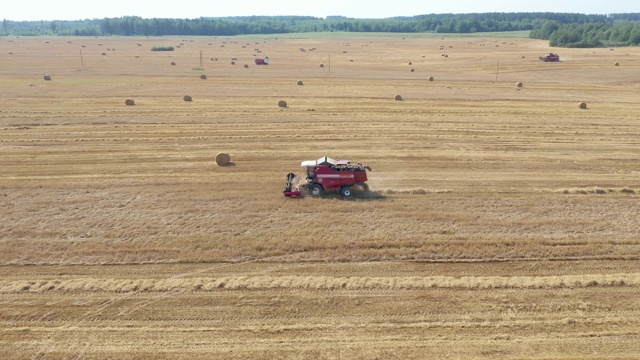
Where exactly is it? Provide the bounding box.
[301,156,371,198]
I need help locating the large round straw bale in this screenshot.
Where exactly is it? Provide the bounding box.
[410,68,415,72]
[428,76,434,81]
[243,64,249,68]
[516,82,523,88]
[614,62,620,66]
[408,61,412,65]
[320,64,324,68]
[215,152,231,166]
[278,100,288,108]
[125,98,135,106]
[578,102,587,109]
[170,61,176,66]
[43,75,51,81]
[394,95,403,101]
[183,95,193,102]
[297,80,304,85]
[200,74,207,80]
[231,61,236,65]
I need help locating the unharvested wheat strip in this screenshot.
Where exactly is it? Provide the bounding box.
[1,273,637,293]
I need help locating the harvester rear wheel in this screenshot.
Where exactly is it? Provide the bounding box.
[340,186,353,198]
[310,184,324,196]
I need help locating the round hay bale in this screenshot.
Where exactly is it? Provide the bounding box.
[278,100,288,108]
[410,68,415,72]
[243,64,249,68]
[428,76,434,81]
[215,153,231,166]
[170,61,176,66]
[200,74,207,80]
[578,102,587,109]
[394,95,403,101]
[231,61,236,65]
[614,62,620,66]
[183,95,193,102]
[408,61,412,65]
[43,75,51,81]
[516,82,523,88]
[125,98,135,106]
[297,80,304,85]
[320,64,324,68]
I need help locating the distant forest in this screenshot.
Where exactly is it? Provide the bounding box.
[3,13,640,47]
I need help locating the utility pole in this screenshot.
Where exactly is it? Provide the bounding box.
[80,50,84,70]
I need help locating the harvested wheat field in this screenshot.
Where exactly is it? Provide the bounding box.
[1,34,640,359]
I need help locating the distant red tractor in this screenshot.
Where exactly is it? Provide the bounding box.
[284,156,371,198]
[539,53,560,62]
[255,58,269,65]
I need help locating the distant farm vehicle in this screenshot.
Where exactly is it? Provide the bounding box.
[284,156,371,198]
[539,53,560,62]
[255,58,269,65]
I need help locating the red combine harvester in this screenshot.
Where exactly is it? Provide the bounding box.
[255,58,269,65]
[283,156,372,198]
[539,53,560,62]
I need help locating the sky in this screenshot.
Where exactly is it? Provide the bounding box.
[4,0,640,21]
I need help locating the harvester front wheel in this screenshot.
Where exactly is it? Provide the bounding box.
[310,184,324,196]
[340,186,353,198]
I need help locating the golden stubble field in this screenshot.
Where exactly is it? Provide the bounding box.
[1,34,639,358]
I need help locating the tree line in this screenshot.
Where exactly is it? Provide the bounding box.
[2,14,547,36]
[2,13,640,48]
[530,20,640,47]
